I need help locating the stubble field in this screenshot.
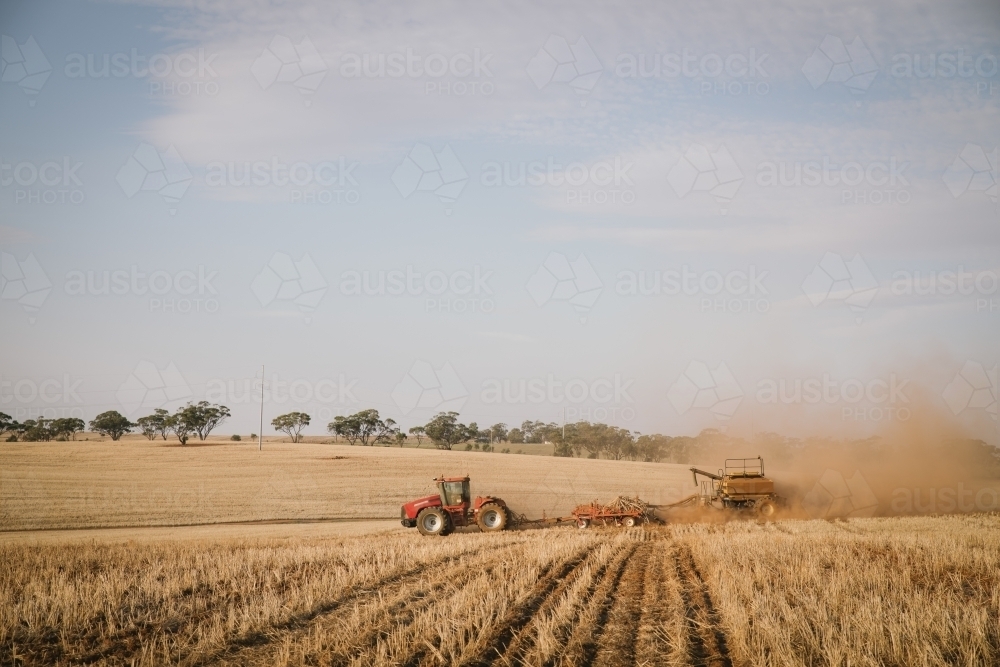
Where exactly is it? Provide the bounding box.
[0,440,698,531]
[3,516,1000,666]
[2,441,999,666]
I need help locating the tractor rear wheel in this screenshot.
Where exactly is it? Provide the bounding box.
[755,498,777,518]
[476,503,508,532]
[416,508,451,536]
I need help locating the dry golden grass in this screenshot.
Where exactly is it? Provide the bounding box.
[0,440,695,531]
[682,514,1000,667]
[3,515,999,666]
[0,519,404,546]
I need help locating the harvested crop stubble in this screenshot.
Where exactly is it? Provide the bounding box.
[1,532,518,665]
[676,514,1000,667]
[4,514,1000,666]
[357,530,609,666]
[496,538,633,665]
[244,530,608,665]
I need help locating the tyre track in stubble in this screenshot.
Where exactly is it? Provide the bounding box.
[201,541,499,666]
[589,538,655,666]
[555,536,642,666]
[634,537,681,667]
[231,541,530,666]
[68,542,494,667]
[483,535,637,666]
[673,543,733,667]
[454,541,603,667]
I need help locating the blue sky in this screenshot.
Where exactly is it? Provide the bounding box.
[1,0,998,443]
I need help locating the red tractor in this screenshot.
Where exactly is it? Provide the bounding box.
[400,476,512,536]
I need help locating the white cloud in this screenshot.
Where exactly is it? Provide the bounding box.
[667,143,743,213]
[116,143,192,213]
[392,143,468,206]
[801,35,878,93]
[943,144,997,203]
[526,34,602,94]
[250,35,327,95]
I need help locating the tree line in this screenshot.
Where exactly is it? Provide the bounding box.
[318,410,672,460]
[0,402,232,445]
[324,410,511,452]
[8,405,997,477]
[0,405,684,461]
[0,414,86,442]
[132,402,232,444]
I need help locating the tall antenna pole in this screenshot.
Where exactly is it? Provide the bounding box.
[258,364,264,452]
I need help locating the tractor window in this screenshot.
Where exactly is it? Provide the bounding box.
[442,482,465,506]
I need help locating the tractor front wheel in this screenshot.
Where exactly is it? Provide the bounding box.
[416,508,452,536]
[477,504,508,532]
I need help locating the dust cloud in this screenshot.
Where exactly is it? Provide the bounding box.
[680,386,999,519]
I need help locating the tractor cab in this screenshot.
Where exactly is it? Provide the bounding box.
[436,476,471,509]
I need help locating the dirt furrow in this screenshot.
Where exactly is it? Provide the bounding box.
[591,541,653,666]
[556,539,640,666]
[634,542,683,667]
[456,542,600,667]
[196,541,497,666]
[234,541,524,666]
[487,537,634,666]
[673,543,733,667]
